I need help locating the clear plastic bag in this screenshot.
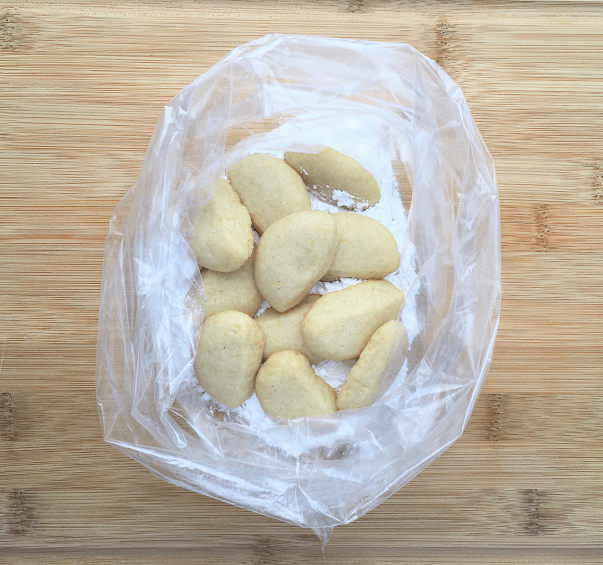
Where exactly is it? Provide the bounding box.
[96,34,501,545]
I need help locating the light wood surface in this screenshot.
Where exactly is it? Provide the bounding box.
[1,1,602,563]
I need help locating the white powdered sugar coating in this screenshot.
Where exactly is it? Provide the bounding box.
[310,277,362,295]
[331,189,369,211]
[313,359,356,392]
[308,190,340,213]
[254,300,271,317]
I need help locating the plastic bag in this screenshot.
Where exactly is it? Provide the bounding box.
[96,34,501,545]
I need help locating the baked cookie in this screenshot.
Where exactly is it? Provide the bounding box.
[191,178,253,272]
[323,213,400,281]
[254,211,338,312]
[284,148,380,208]
[301,280,405,361]
[255,294,324,364]
[337,321,408,410]
[255,350,337,419]
[194,251,263,320]
[227,153,310,234]
[194,311,265,408]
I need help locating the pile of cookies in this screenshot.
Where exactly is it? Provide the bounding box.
[191,149,408,420]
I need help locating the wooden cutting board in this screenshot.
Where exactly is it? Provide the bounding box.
[1,2,602,563]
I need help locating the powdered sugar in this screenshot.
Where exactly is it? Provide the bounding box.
[310,277,362,295]
[308,189,340,213]
[332,189,369,211]
[254,300,271,317]
[200,389,276,430]
[313,359,355,392]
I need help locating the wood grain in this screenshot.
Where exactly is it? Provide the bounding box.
[1,0,602,563]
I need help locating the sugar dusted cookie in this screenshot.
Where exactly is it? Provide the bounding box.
[284,148,380,208]
[337,321,408,410]
[255,350,337,419]
[323,213,400,281]
[301,280,405,361]
[254,211,339,312]
[194,252,263,320]
[227,153,311,234]
[191,178,253,273]
[255,294,324,364]
[194,311,265,408]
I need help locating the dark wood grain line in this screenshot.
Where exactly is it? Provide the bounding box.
[0,7,17,51]
[7,490,37,536]
[486,393,504,442]
[534,204,551,252]
[463,393,603,445]
[347,0,370,13]
[594,158,603,205]
[435,17,455,73]
[0,392,17,441]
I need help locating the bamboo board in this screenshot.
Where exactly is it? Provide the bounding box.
[1,1,602,563]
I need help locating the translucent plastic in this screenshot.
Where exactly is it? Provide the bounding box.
[96,34,501,545]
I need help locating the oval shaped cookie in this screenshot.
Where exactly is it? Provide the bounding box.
[301,280,405,361]
[254,211,338,313]
[337,321,408,410]
[255,350,337,420]
[194,252,264,320]
[227,153,311,234]
[323,213,400,281]
[255,294,324,364]
[284,148,380,208]
[194,311,265,408]
[191,177,253,273]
